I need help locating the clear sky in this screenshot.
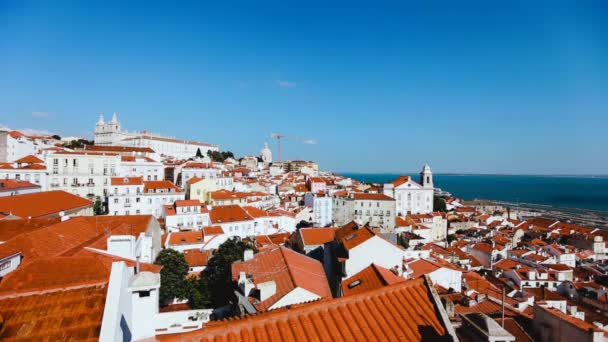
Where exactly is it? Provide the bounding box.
[1,1,606,174]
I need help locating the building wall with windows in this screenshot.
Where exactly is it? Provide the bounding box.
[46,152,122,199]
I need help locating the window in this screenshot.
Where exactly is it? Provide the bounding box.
[138,290,150,297]
[114,198,119,203]
[0,260,11,271]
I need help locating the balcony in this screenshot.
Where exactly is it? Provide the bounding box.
[124,203,132,207]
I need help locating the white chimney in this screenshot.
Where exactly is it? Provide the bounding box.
[61,215,70,222]
[238,271,254,297]
[258,280,277,301]
[528,270,536,280]
[244,249,254,261]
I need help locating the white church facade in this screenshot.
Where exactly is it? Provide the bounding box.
[383,164,435,215]
[94,113,219,160]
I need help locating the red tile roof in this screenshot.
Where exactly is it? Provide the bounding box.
[0,285,107,341]
[202,225,224,236]
[144,180,181,192]
[210,205,253,223]
[0,190,93,219]
[390,175,411,187]
[341,263,405,297]
[0,217,61,242]
[0,179,40,191]
[299,227,338,246]
[184,249,210,267]
[167,231,204,245]
[175,199,202,207]
[14,155,44,164]
[0,215,153,261]
[231,247,332,311]
[157,277,451,342]
[186,177,204,185]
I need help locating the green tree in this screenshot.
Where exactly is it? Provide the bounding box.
[93,197,105,215]
[193,237,257,310]
[433,196,447,212]
[207,150,235,162]
[155,249,189,306]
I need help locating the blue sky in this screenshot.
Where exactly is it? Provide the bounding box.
[1,1,606,174]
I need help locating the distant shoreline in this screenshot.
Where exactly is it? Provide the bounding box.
[337,172,608,178]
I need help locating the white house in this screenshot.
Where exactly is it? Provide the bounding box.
[46,151,122,199]
[162,200,211,232]
[404,258,463,292]
[333,193,396,231]
[108,177,184,217]
[383,164,434,215]
[304,192,333,227]
[233,247,332,313]
[179,162,220,186]
[94,113,219,160]
[334,226,405,278]
[120,155,164,181]
[0,155,48,190]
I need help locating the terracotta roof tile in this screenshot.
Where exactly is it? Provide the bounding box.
[341,263,405,296]
[144,180,181,192]
[209,205,253,224]
[299,227,338,246]
[14,155,44,164]
[157,277,450,341]
[167,231,204,245]
[231,247,331,311]
[0,190,93,218]
[0,285,107,341]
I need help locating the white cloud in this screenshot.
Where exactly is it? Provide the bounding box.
[32,111,49,118]
[276,80,297,89]
[302,139,317,145]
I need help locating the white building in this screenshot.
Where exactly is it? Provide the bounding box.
[404,259,463,292]
[162,199,211,232]
[0,155,48,190]
[99,261,211,341]
[260,142,272,164]
[179,162,220,186]
[383,164,434,215]
[304,192,333,226]
[94,113,219,160]
[336,226,405,279]
[0,130,58,162]
[0,179,41,197]
[108,177,184,217]
[120,155,164,181]
[333,193,396,231]
[46,151,122,199]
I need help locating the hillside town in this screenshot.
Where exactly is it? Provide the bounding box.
[1,116,608,342]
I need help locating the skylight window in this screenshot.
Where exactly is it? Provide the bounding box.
[348,279,362,289]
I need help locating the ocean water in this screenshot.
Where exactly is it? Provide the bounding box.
[340,173,608,213]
